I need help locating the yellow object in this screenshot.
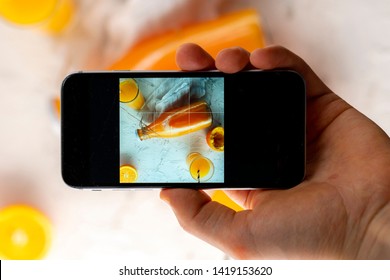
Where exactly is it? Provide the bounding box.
[119,79,145,110]
[0,205,52,260]
[43,0,74,34]
[0,0,74,34]
[109,8,265,70]
[211,190,244,212]
[186,152,214,182]
[52,96,61,119]
[0,0,57,25]
[206,126,224,151]
[137,100,212,140]
[120,164,138,183]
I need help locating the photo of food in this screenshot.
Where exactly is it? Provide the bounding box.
[119,77,224,183]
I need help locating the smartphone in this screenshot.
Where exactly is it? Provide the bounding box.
[61,70,306,189]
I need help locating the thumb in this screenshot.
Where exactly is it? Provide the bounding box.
[160,188,249,258]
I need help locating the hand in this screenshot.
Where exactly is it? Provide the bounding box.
[160,43,390,259]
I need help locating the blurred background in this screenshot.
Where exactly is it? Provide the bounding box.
[0,0,389,259]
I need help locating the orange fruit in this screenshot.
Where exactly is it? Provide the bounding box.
[0,205,52,260]
[120,165,138,183]
[206,126,224,151]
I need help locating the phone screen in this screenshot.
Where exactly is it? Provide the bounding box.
[61,70,306,189]
[119,76,224,184]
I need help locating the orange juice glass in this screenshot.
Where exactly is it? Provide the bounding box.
[119,78,145,110]
[186,152,214,182]
[0,0,74,34]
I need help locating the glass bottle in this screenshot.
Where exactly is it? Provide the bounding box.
[137,100,212,140]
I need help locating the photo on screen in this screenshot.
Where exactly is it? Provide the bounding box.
[119,77,224,184]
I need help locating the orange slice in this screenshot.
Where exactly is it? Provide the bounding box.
[206,126,224,151]
[0,205,52,260]
[120,165,138,183]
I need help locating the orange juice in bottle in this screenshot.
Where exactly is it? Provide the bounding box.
[137,100,212,140]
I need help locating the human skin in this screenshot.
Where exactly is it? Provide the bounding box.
[160,43,390,259]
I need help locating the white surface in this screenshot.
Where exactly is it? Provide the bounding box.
[0,0,390,259]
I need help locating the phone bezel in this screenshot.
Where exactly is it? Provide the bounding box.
[61,70,306,190]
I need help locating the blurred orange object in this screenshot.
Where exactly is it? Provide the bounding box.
[109,8,265,70]
[211,190,244,212]
[52,8,265,122]
[52,96,61,120]
[0,205,52,260]
[0,0,74,34]
[43,0,74,34]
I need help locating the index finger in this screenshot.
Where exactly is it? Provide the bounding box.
[175,43,215,71]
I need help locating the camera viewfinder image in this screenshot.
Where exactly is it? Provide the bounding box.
[119,77,224,184]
